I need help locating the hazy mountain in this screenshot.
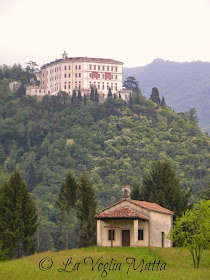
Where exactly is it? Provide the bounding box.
[123,59,210,133]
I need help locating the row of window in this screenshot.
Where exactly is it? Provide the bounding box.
[50,83,118,91]
[90,73,118,80]
[108,230,144,241]
[89,65,118,72]
[35,89,45,94]
[47,67,61,75]
[45,65,81,75]
[50,82,82,91]
[90,81,118,90]
[48,80,120,91]
[64,73,82,78]
[47,73,118,81]
[44,64,119,76]
[49,75,60,81]
[64,65,82,70]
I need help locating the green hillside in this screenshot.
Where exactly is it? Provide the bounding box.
[0,65,209,251]
[0,247,209,280]
[124,59,210,133]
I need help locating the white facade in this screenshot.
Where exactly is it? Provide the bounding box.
[95,199,173,248]
[26,52,131,100]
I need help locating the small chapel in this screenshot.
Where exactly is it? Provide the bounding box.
[95,185,174,247]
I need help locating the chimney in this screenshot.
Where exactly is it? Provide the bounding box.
[62,51,68,59]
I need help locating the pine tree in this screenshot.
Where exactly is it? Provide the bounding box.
[107,87,112,98]
[0,170,37,259]
[77,173,97,247]
[123,76,140,93]
[77,89,82,101]
[94,88,99,103]
[150,87,161,105]
[0,240,8,261]
[56,171,78,250]
[133,160,191,217]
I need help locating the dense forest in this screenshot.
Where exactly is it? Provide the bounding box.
[0,64,209,251]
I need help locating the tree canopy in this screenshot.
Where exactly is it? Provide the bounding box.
[167,200,210,269]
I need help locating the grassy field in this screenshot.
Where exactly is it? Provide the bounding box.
[0,247,209,280]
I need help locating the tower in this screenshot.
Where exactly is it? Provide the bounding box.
[62,51,68,59]
[121,185,132,199]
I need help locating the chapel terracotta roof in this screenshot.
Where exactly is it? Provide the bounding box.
[99,198,174,215]
[95,207,149,220]
[129,200,174,215]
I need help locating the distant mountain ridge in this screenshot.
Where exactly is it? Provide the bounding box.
[123,59,210,133]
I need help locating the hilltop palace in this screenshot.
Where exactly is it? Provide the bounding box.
[26,52,131,101]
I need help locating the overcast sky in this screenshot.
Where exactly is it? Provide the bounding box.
[0,0,210,68]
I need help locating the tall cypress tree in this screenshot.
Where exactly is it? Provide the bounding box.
[77,173,97,247]
[77,89,82,101]
[94,88,99,103]
[0,170,37,258]
[27,162,37,192]
[150,87,161,105]
[128,92,133,107]
[56,171,78,250]
[83,93,87,105]
[161,96,166,107]
[71,90,77,104]
[107,87,112,98]
[135,91,141,105]
[90,86,95,101]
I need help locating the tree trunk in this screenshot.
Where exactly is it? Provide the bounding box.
[66,214,70,250]
[197,256,200,269]
[17,241,20,258]
[35,197,40,253]
[196,246,201,269]
[37,222,40,253]
[190,250,196,268]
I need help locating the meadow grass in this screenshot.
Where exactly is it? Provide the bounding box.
[0,247,209,280]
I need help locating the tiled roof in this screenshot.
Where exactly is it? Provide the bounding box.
[66,57,123,64]
[42,57,123,68]
[95,207,149,220]
[99,199,174,215]
[129,200,174,215]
